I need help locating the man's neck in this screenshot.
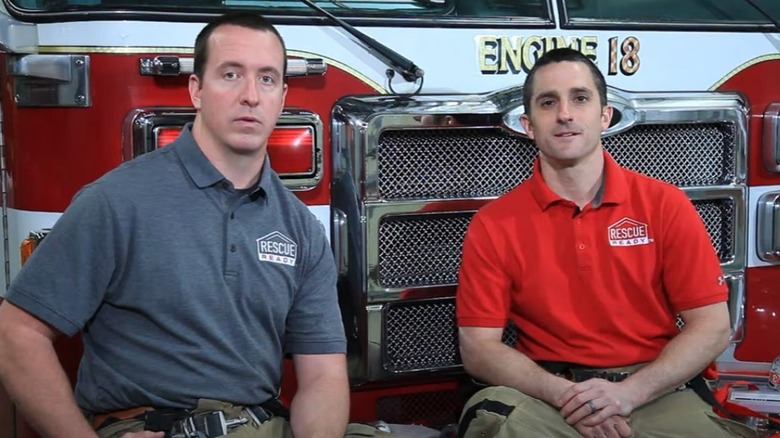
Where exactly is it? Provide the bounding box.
[192,122,265,189]
[539,148,605,209]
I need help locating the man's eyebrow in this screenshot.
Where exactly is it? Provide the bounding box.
[534,90,559,103]
[258,66,282,77]
[570,87,593,95]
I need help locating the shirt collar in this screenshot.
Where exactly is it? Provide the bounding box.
[173,124,269,200]
[173,124,225,189]
[529,149,628,210]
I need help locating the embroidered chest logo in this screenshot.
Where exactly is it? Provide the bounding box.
[256,231,297,267]
[607,217,653,247]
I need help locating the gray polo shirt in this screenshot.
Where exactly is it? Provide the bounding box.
[7,126,346,413]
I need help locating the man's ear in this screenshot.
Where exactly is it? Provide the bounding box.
[601,105,613,131]
[279,82,288,116]
[189,74,202,110]
[521,113,534,140]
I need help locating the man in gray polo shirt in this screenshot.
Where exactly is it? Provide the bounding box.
[0,13,349,438]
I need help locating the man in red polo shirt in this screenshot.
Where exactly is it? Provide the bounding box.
[456,48,756,438]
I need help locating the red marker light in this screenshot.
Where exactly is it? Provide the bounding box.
[152,125,315,177]
[268,127,314,175]
[154,127,182,148]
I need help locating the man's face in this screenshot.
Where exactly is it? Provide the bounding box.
[521,61,612,166]
[189,24,287,157]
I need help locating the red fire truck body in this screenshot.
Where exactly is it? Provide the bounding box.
[1,0,779,436]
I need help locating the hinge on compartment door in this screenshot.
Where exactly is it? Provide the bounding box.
[8,54,90,107]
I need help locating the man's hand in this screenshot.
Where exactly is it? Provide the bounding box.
[573,415,632,438]
[119,432,164,438]
[558,379,638,427]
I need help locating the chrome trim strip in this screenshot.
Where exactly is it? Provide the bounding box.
[122,107,323,191]
[763,102,780,173]
[138,56,327,77]
[332,207,348,277]
[756,191,780,262]
[725,273,745,344]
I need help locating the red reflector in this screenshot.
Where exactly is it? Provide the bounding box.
[153,125,314,176]
[267,127,314,175]
[155,127,183,148]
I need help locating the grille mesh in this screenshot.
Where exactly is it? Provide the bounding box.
[376,123,736,200]
[384,300,459,372]
[377,201,734,289]
[384,299,517,372]
[378,213,472,288]
[692,199,735,263]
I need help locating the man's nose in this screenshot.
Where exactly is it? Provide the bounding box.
[240,78,260,106]
[557,101,572,122]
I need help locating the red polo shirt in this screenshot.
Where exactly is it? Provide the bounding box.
[456,151,728,367]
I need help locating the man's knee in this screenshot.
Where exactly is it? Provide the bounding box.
[631,389,758,438]
[459,386,574,438]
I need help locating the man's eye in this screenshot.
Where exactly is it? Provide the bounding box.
[540,100,554,107]
[224,72,238,80]
[575,95,589,102]
[261,75,275,84]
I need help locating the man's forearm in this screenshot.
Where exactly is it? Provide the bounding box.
[461,334,571,406]
[289,376,349,437]
[622,308,730,408]
[0,329,97,438]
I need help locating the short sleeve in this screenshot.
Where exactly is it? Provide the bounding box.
[660,188,729,312]
[456,213,512,328]
[6,183,118,336]
[284,217,346,355]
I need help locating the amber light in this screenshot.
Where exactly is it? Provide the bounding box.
[153,126,314,176]
[20,238,36,265]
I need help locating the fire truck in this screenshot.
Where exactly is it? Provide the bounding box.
[1,0,780,436]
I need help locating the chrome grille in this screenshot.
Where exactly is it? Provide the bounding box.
[692,198,735,263]
[384,299,517,372]
[377,128,534,200]
[378,213,472,288]
[376,123,735,200]
[384,300,459,372]
[603,124,736,187]
[377,200,734,289]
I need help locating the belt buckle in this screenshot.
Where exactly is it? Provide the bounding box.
[171,411,231,438]
[247,406,271,425]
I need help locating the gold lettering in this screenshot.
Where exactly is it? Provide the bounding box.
[499,36,523,74]
[478,36,499,74]
[543,36,567,51]
[522,36,543,72]
[580,36,598,61]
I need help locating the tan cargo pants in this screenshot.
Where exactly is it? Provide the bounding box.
[459,386,758,438]
[96,399,401,438]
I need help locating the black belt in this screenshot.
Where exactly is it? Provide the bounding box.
[539,361,633,383]
[97,399,288,438]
